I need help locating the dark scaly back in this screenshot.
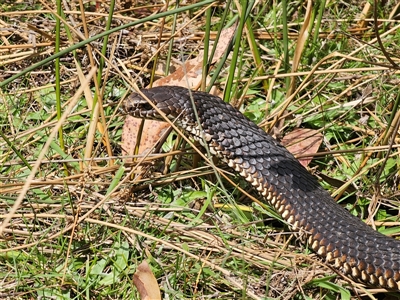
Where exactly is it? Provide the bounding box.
[124,86,400,290]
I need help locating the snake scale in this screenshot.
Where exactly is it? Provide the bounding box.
[123,86,400,291]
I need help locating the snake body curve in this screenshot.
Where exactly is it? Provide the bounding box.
[123,86,400,290]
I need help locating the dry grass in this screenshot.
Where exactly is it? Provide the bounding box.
[2,1,400,299]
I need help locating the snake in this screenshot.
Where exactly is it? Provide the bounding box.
[123,86,400,291]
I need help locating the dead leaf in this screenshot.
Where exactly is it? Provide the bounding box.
[153,25,236,88]
[132,260,161,300]
[121,116,170,162]
[281,128,323,167]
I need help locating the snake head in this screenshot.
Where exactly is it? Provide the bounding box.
[123,86,193,122]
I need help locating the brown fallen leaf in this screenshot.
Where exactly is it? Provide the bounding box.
[153,24,236,89]
[132,260,161,300]
[281,128,323,167]
[121,116,170,162]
